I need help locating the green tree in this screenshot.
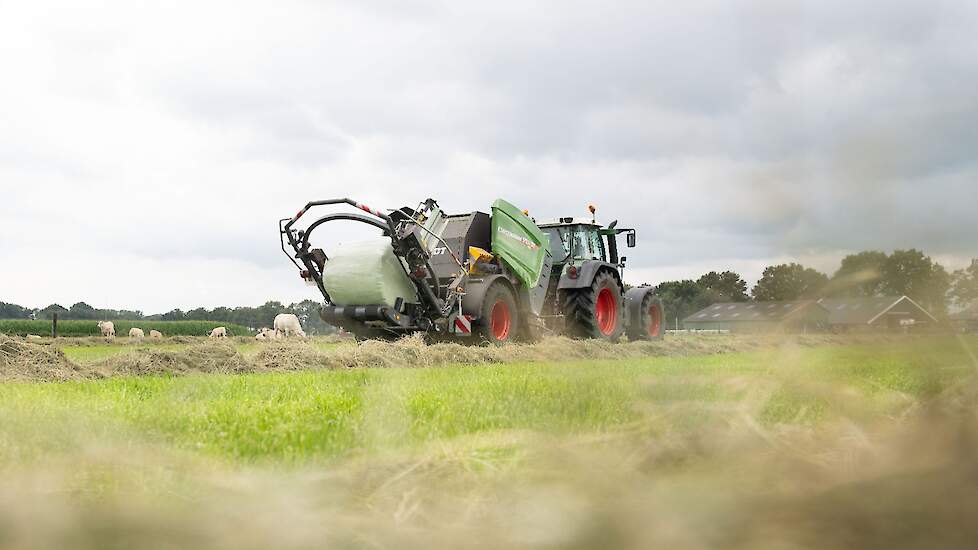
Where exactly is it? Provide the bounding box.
[185,307,210,321]
[696,271,749,302]
[256,301,286,328]
[655,280,714,329]
[115,310,144,320]
[831,251,887,296]
[880,249,950,314]
[0,301,30,319]
[751,263,828,301]
[69,302,98,320]
[950,259,978,309]
[211,307,233,322]
[229,306,255,328]
[161,309,186,321]
[39,304,69,320]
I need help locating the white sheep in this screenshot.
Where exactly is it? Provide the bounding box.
[129,327,145,339]
[273,314,306,338]
[255,327,276,340]
[208,326,228,338]
[26,334,42,341]
[149,330,163,338]
[97,321,115,338]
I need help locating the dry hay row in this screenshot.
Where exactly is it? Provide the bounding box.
[37,335,317,347]
[0,336,92,382]
[1,333,901,383]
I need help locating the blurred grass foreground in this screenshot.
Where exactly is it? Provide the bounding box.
[1,334,977,549]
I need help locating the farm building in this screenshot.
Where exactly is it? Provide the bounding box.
[683,301,828,333]
[683,295,938,333]
[949,304,978,333]
[817,296,937,332]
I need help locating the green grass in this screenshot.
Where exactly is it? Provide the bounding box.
[0,319,251,337]
[2,336,975,465]
[2,335,978,548]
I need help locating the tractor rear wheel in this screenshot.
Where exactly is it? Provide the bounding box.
[563,270,624,341]
[627,293,665,341]
[476,282,519,345]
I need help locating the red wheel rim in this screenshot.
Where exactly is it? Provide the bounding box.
[490,300,512,340]
[648,304,662,337]
[595,288,617,336]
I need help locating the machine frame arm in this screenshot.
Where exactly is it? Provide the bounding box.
[279,197,451,319]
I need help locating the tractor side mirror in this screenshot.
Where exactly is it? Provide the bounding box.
[626,232,636,248]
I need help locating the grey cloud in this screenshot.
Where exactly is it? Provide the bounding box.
[2,0,977,311]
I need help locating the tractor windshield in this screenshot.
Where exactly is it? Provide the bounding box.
[542,227,570,261]
[541,225,605,263]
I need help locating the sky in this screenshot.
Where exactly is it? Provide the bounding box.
[1,0,977,314]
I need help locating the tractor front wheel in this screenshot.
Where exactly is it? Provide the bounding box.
[476,283,519,345]
[627,293,665,341]
[563,270,624,341]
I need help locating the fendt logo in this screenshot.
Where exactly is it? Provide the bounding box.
[431,246,448,256]
[498,228,539,250]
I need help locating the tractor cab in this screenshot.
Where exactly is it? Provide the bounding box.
[539,220,605,265]
[538,216,636,269]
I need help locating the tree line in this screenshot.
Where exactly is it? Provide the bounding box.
[0,300,336,335]
[4,249,976,332]
[654,250,978,328]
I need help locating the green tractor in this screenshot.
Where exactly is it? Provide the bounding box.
[279,197,664,344]
[537,210,664,342]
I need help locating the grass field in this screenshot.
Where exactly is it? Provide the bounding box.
[3,337,975,463]
[0,319,252,337]
[1,334,977,548]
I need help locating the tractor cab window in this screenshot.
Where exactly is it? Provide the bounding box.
[542,225,605,262]
[542,227,571,261]
[571,230,593,260]
[586,228,606,262]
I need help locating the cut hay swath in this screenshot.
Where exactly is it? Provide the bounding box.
[0,332,914,383]
[0,335,92,382]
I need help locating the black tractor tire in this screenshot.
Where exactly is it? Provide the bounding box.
[562,269,624,341]
[518,313,546,343]
[475,282,519,345]
[627,293,665,341]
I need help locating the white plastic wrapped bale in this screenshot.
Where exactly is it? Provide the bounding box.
[323,237,419,307]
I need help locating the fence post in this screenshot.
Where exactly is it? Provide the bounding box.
[52,313,58,338]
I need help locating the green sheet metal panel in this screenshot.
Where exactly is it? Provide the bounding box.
[490,199,548,290]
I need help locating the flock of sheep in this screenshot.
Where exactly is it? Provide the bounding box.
[96,321,163,339]
[92,313,307,340]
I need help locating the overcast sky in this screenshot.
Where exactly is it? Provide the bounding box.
[2,0,976,314]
